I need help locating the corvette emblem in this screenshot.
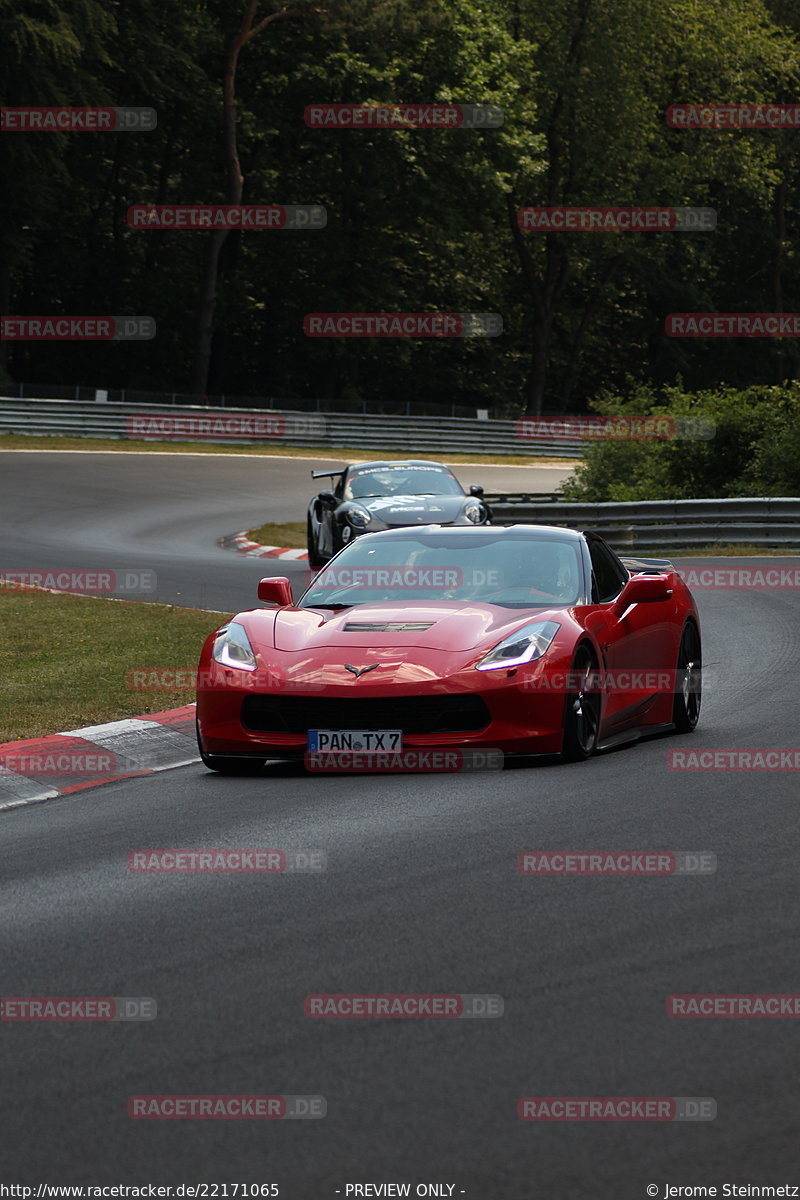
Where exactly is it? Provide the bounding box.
[344,663,379,677]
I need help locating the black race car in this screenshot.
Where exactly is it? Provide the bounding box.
[306,459,490,567]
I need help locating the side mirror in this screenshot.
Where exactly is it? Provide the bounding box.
[258,576,294,607]
[469,484,484,497]
[318,490,337,507]
[611,574,672,618]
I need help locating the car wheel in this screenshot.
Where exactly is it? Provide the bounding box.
[196,719,267,774]
[561,644,601,762]
[306,516,325,568]
[672,622,702,733]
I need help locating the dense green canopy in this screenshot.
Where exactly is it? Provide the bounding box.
[2,0,799,416]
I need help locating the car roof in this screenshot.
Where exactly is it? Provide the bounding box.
[348,459,453,471]
[356,523,586,542]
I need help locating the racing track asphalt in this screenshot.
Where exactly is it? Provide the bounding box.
[0,451,574,611]
[2,450,800,1195]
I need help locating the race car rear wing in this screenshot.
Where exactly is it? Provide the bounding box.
[311,468,346,480]
[620,555,675,573]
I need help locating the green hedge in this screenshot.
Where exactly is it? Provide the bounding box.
[561,384,800,501]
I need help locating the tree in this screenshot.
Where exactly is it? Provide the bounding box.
[190,1,322,397]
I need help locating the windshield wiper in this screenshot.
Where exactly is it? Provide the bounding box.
[306,602,353,610]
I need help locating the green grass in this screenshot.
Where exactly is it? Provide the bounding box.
[0,587,230,742]
[666,543,800,556]
[0,432,577,467]
[240,523,800,556]
[3,538,796,742]
[245,520,306,548]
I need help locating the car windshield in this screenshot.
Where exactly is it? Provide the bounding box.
[345,465,464,499]
[300,532,584,609]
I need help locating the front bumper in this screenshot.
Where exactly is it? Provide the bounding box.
[196,657,570,759]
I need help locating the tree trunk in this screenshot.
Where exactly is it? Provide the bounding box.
[507,194,568,414]
[559,253,625,409]
[773,172,788,383]
[190,3,315,397]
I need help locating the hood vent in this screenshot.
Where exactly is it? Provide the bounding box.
[342,621,436,632]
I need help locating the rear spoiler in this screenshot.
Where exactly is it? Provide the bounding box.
[311,468,346,480]
[620,555,674,573]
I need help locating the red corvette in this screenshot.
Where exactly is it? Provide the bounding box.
[195,525,701,772]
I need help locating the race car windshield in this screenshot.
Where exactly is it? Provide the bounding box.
[300,533,583,608]
[345,466,464,499]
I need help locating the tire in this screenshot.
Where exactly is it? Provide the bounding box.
[672,621,702,733]
[561,643,602,762]
[196,719,267,775]
[306,515,325,568]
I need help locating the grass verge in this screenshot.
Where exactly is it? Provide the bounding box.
[0,432,576,468]
[0,586,229,742]
[245,520,306,548]
[240,523,800,557]
[664,544,800,557]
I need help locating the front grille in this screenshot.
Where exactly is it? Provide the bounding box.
[241,694,490,735]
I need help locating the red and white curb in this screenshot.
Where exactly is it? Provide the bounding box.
[0,705,199,811]
[220,531,308,561]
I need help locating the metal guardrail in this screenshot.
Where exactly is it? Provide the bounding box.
[484,494,800,551]
[2,397,796,549]
[0,396,584,458]
[4,381,492,420]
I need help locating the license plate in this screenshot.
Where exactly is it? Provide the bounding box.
[307,729,402,752]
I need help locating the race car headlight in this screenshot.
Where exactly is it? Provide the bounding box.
[346,505,372,528]
[212,622,257,672]
[463,501,484,524]
[475,620,560,671]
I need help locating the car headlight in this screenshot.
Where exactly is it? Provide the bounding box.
[475,620,560,671]
[212,622,257,672]
[463,501,484,524]
[346,505,372,528]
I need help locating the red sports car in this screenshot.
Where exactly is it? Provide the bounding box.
[195,525,701,772]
